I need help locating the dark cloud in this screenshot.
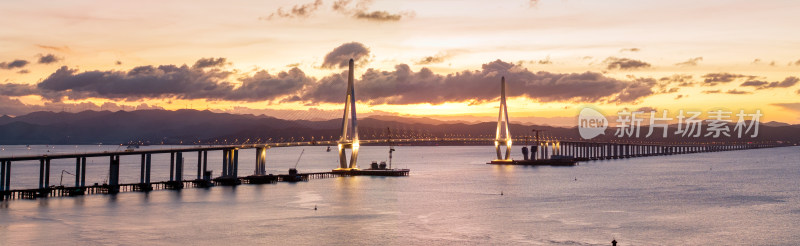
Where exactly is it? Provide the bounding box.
[226,68,315,101]
[415,52,452,65]
[116,61,123,65]
[38,54,61,64]
[741,77,799,89]
[675,57,702,66]
[701,73,756,86]
[322,42,370,69]
[702,90,721,94]
[264,0,323,20]
[726,89,751,95]
[35,65,232,101]
[603,57,650,70]
[659,74,694,87]
[0,83,40,96]
[301,59,654,105]
[538,56,552,65]
[333,0,413,22]
[740,80,768,87]
[332,0,352,11]
[0,59,29,69]
[193,57,227,69]
[619,48,640,53]
[17,69,30,74]
[637,106,657,112]
[354,10,403,21]
[26,58,315,102]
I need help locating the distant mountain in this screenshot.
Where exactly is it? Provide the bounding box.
[763,121,791,127]
[0,110,797,145]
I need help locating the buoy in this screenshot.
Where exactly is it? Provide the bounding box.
[314,205,317,210]
[500,191,503,196]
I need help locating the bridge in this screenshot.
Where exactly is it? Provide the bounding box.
[0,59,789,200]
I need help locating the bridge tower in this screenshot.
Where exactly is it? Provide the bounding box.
[495,76,512,161]
[335,59,360,171]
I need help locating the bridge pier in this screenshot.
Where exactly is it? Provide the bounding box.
[38,158,51,190]
[109,155,120,194]
[75,157,82,187]
[202,151,208,179]
[137,154,152,191]
[255,147,267,176]
[169,152,184,190]
[222,149,229,176]
[197,151,202,179]
[1,161,7,193]
[233,149,239,178]
[169,152,175,181]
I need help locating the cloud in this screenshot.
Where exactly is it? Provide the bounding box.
[38,54,62,64]
[322,42,371,69]
[192,57,227,69]
[300,59,655,105]
[332,0,352,11]
[538,56,552,65]
[701,73,756,86]
[702,90,721,94]
[619,48,640,53]
[659,74,694,87]
[0,83,41,97]
[726,89,751,95]
[603,57,650,70]
[675,57,703,66]
[0,59,29,69]
[740,76,799,89]
[794,59,800,66]
[225,68,315,101]
[752,58,762,64]
[415,52,454,65]
[17,69,30,74]
[2,57,668,109]
[22,58,315,102]
[264,0,323,20]
[333,0,414,22]
[35,44,70,52]
[354,10,403,21]
[740,80,768,87]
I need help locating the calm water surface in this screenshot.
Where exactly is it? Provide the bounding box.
[1,145,799,245]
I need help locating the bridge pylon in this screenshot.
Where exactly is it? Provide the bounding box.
[494,76,512,162]
[334,59,360,171]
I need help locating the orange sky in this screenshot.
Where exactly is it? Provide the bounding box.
[1,0,799,125]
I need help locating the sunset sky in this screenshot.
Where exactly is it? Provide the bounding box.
[1,0,799,125]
